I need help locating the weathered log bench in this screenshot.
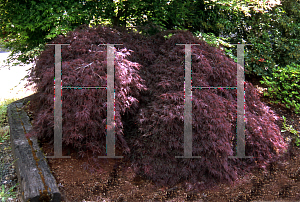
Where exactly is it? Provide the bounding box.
[7,94,61,202]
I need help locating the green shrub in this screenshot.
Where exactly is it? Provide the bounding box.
[194,31,237,62]
[260,63,300,114]
[204,0,300,78]
[245,0,300,77]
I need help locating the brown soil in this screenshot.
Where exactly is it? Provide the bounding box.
[23,74,300,202]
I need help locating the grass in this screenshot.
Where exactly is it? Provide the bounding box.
[0,98,18,128]
[0,159,19,202]
[0,98,19,201]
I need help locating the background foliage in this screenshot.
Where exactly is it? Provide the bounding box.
[241,0,300,78]
[261,63,300,114]
[2,0,295,74]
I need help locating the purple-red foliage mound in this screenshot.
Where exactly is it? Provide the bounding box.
[26,25,287,190]
[26,25,148,170]
[126,31,288,190]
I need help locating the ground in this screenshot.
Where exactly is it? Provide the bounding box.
[22,74,300,202]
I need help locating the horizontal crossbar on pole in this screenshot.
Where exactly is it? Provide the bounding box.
[61,86,107,89]
[192,87,237,89]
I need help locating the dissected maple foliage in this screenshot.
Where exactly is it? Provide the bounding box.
[25,25,148,169]
[25,24,287,190]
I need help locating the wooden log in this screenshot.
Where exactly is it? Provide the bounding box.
[7,94,61,202]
